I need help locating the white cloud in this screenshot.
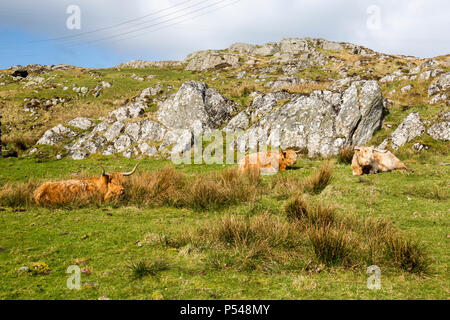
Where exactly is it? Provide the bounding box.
[0,0,449,62]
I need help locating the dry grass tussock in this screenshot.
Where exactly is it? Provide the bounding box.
[338,147,355,164]
[0,180,39,208]
[172,192,431,273]
[280,82,330,94]
[123,166,262,210]
[283,195,430,272]
[230,83,258,97]
[269,161,334,199]
[302,161,334,194]
[176,194,429,273]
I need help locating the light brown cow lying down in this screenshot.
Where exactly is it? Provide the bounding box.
[351,147,412,175]
[238,150,298,174]
[33,163,139,205]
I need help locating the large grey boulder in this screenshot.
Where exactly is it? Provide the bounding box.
[223,112,249,133]
[68,117,94,130]
[249,91,291,122]
[224,91,291,133]
[114,135,132,152]
[390,113,425,149]
[157,81,236,134]
[116,60,183,69]
[228,43,256,54]
[109,103,145,121]
[253,42,280,56]
[232,80,384,157]
[428,73,450,104]
[36,125,77,146]
[104,121,125,142]
[279,38,310,55]
[320,40,343,51]
[185,51,239,71]
[139,120,167,142]
[427,122,450,141]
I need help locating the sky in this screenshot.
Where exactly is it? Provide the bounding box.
[0,0,449,69]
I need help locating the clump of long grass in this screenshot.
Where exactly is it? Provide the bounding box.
[196,213,301,250]
[338,147,355,164]
[302,161,333,194]
[188,168,261,211]
[230,83,257,98]
[269,175,305,200]
[308,225,355,267]
[285,195,335,228]
[127,258,169,279]
[386,236,430,274]
[122,166,187,207]
[0,180,38,208]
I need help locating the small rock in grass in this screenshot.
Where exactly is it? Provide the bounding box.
[18,266,30,273]
[81,268,91,275]
[82,282,97,289]
[98,296,111,300]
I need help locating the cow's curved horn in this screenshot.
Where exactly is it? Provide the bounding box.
[122,163,140,176]
[99,165,107,176]
[374,148,388,153]
[354,147,362,151]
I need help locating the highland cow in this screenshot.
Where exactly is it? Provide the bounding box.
[33,163,139,205]
[238,150,298,174]
[351,147,412,175]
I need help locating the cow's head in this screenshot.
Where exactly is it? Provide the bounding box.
[100,163,139,201]
[354,147,375,167]
[282,149,298,166]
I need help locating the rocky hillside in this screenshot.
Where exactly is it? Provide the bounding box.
[0,38,448,160]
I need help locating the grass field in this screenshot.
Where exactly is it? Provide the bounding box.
[0,47,449,300]
[0,153,448,300]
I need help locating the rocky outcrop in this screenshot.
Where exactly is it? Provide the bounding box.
[68,117,95,130]
[379,112,449,150]
[390,113,426,150]
[35,79,389,159]
[157,81,237,134]
[232,80,385,157]
[185,51,240,72]
[428,72,450,104]
[36,125,77,146]
[428,122,450,141]
[116,60,183,69]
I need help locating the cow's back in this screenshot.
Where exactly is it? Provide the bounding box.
[33,179,99,205]
[239,152,282,173]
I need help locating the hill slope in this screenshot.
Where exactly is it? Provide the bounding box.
[0,38,448,160]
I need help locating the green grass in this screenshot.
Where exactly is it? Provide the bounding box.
[1,49,449,300]
[0,155,448,300]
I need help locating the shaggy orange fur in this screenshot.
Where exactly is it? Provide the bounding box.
[33,164,138,205]
[238,150,298,174]
[351,147,412,176]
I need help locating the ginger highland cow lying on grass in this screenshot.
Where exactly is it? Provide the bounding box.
[351,147,412,175]
[238,150,298,174]
[33,163,139,205]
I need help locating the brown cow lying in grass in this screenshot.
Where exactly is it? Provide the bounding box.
[238,150,298,174]
[351,147,412,175]
[33,163,139,205]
